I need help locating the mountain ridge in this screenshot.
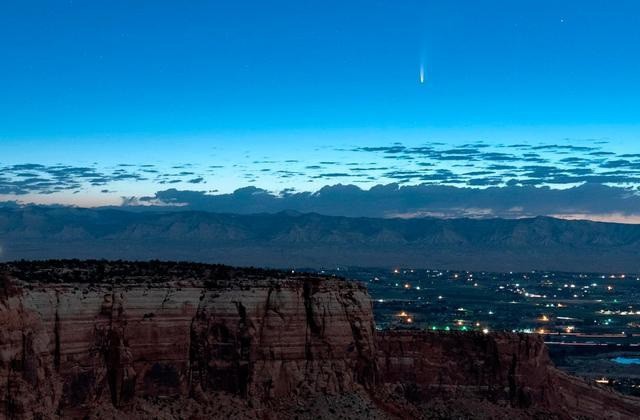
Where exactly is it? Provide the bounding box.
[1,207,640,272]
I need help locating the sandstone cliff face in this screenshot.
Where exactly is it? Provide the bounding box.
[377,331,640,419]
[1,262,640,419]
[0,266,376,418]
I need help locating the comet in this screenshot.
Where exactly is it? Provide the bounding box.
[419,63,425,84]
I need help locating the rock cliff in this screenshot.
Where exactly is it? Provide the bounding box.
[0,261,376,418]
[377,331,640,419]
[1,261,639,419]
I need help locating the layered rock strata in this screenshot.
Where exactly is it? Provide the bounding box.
[0,262,376,418]
[377,331,640,419]
[1,261,639,419]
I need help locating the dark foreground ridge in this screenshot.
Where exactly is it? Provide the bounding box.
[1,259,331,284]
[2,207,640,272]
[1,260,639,419]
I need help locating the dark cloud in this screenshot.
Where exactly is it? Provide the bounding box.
[589,151,616,156]
[124,183,640,220]
[464,171,495,176]
[530,145,598,152]
[480,152,519,162]
[383,170,424,180]
[349,166,385,172]
[466,177,503,186]
[345,140,640,189]
[311,172,353,178]
[441,148,481,155]
[354,146,406,154]
[0,164,151,195]
[601,159,640,169]
[4,140,640,210]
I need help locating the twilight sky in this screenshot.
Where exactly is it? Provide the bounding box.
[1,1,640,220]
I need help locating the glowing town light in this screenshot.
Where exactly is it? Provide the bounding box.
[482,328,489,334]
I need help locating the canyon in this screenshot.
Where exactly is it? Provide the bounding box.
[1,261,639,419]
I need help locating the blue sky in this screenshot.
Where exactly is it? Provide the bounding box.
[1,1,640,210]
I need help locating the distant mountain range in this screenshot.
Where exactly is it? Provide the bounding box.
[1,206,639,273]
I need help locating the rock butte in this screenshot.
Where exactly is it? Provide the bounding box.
[1,260,639,419]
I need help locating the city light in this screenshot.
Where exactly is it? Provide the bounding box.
[359,267,639,361]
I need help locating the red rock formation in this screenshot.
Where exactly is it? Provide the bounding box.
[377,331,640,419]
[1,261,639,419]
[0,267,376,418]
